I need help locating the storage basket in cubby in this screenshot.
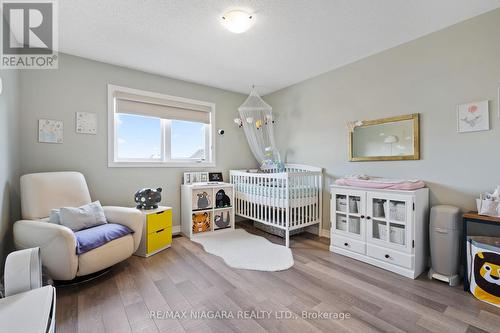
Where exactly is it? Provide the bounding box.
[214,209,232,230]
[192,189,212,210]
[214,187,233,209]
[192,211,211,234]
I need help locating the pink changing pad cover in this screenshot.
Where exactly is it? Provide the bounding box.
[335,176,425,190]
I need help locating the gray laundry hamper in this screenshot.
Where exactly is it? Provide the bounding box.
[428,205,461,286]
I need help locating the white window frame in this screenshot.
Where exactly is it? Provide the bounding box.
[108,84,216,168]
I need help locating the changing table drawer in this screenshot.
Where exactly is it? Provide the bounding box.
[367,244,413,269]
[332,234,365,255]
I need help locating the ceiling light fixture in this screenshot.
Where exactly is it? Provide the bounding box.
[221,10,254,33]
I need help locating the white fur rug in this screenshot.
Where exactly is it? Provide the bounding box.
[191,229,294,271]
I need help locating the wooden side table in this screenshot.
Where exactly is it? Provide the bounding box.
[462,212,500,291]
[134,206,172,257]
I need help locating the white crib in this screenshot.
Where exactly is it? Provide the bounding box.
[230,164,323,247]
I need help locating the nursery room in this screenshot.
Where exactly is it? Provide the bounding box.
[1,0,500,332]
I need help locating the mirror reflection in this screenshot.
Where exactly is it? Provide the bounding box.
[349,114,419,161]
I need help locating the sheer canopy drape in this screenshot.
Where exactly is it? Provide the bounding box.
[238,88,281,169]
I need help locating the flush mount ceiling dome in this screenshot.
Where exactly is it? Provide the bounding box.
[221,10,254,33]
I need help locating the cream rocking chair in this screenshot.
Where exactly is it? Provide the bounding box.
[13,172,143,280]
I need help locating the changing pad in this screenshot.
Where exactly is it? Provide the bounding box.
[335,175,425,190]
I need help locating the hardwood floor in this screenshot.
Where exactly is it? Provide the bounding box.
[56,222,500,333]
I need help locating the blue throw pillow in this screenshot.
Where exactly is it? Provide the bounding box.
[59,201,107,232]
[49,209,61,224]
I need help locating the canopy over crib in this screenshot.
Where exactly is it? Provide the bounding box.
[238,88,282,170]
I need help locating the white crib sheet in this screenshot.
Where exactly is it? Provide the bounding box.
[235,184,317,199]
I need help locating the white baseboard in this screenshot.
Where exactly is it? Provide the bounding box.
[172,225,181,235]
[174,221,329,239]
[305,225,330,238]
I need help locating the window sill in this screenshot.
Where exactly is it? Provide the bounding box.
[108,161,216,168]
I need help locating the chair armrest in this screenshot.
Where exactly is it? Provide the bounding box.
[13,220,78,281]
[4,248,42,296]
[103,206,143,252]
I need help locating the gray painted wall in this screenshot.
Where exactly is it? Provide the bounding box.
[0,70,21,270]
[19,54,256,227]
[265,9,500,231]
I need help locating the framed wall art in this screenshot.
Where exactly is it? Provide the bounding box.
[38,119,63,144]
[457,100,490,133]
[76,112,97,134]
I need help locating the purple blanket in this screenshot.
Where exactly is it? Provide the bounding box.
[75,223,133,255]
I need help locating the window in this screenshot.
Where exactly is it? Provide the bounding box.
[108,85,215,167]
[171,120,207,160]
[116,114,162,160]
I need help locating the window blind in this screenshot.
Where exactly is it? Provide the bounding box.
[114,91,211,124]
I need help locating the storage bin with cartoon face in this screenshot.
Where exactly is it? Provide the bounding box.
[192,212,211,233]
[192,189,212,210]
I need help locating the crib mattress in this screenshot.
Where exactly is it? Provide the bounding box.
[235,184,317,199]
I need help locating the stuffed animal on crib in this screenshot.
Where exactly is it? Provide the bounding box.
[135,187,162,210]
[192,212,210,233]
[215,189,231,208]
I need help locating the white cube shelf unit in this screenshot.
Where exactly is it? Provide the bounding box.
[330,185,429,279]
[181,182,235,239]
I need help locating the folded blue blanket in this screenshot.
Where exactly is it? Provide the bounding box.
[75,223,133,255]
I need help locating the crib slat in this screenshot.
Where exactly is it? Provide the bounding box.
[252,175,255,220]
[303,176,306,226]
[301,175,305,226]
[262,176,266,223]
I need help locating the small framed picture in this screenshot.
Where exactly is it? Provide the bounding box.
[39,119,63,143]
[76,112,97,134]
[200,173,208,182]
[209,172,223,182]
[184,172,209,184]
[183,173,191,185]
[457,100,490,133]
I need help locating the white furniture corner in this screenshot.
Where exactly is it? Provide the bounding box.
[13,172,143,280]
[181,182,235,239]
[0,248,56,333]
[330,185,429,279]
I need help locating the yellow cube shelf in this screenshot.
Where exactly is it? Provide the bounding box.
[134,206,172,257]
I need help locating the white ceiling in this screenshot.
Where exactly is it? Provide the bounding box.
[60,0,500,94]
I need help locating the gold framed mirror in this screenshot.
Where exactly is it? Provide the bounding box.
[349,113,420,162]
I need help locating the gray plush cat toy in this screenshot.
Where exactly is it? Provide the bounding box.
[135,188,162,210]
